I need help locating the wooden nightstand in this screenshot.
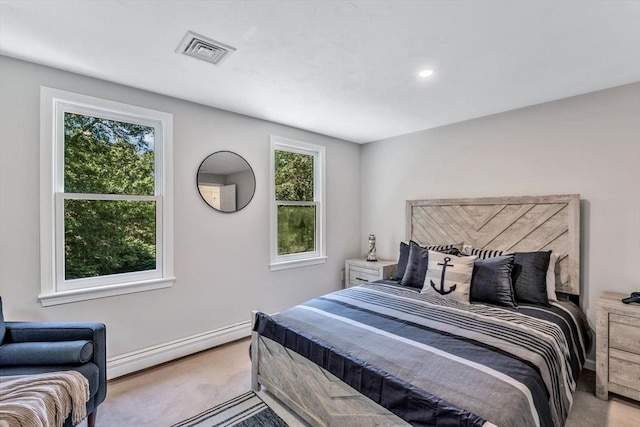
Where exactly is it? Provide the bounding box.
[596,292,640,401]
[344,258,397,288]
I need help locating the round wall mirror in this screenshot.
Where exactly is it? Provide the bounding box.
[197,151,256,213]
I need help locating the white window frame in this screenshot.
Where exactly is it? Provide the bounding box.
[39,87,175,306]
[270,136,326,271]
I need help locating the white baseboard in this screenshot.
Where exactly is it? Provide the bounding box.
[106,320,252,380]
[584,358,595,371]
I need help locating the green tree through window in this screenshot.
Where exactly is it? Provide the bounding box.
[63,113,156,280]
[274,150,315,255]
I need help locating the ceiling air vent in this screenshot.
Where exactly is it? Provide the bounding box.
[176,31,236,66]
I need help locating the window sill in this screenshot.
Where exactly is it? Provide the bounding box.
[269,256,327,271]
[38,277,176,307]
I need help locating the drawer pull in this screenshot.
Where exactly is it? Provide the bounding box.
[356,277,368,282]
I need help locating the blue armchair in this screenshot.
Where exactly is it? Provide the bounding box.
[0,298,106,427]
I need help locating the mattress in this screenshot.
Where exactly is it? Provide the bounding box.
[254,281,591,427]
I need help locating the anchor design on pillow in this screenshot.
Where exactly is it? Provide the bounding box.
[430,257,457,295]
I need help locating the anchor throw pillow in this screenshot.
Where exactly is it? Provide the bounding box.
[421,251,477,303]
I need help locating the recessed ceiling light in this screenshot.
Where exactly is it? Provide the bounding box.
[418,69,434,78]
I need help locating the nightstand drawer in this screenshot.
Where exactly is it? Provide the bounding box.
[610,315,640,354]
[344,258,397,288]
[609,349,640,392]
[350,264,379,276]
[349,268,379,285]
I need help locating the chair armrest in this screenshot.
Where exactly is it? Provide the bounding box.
[0,340,94,366]
[4,322,107,405]
[4,322,104,344]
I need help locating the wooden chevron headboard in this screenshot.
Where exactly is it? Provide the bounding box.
[406,194,581,295]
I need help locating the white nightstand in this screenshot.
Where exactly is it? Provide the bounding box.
[596,292,640,401]
[344,258,397,288]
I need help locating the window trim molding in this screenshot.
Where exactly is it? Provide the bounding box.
[39,87,174,306]
[269,135,326,271]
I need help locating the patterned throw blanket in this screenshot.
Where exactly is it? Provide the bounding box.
[255,282,589,427]
[0,371,89,427]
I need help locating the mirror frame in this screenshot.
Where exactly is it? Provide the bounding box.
[196,150,256,213]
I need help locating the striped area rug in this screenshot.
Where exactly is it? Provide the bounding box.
[171,391,289,427]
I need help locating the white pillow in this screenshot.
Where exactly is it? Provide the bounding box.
[546,252,559,302]
[421,251,477,303]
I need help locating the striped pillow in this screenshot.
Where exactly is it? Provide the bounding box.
[424,243,463,255]
[466,247,508,259]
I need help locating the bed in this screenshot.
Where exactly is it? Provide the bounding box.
[252,194,591,427]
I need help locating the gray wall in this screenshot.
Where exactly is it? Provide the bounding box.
[361,82,640,332]
[0,56,362,357]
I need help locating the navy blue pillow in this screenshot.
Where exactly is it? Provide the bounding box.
[400,241,429,289]
[471,254,517,307]
[0,297,5,345]
[395,242,410,281]
[512,251,551,305]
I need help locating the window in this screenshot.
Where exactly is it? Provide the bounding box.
[270,136,326,270]
[39,87,174,306]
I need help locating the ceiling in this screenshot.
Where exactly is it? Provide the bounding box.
[1,1,639,144]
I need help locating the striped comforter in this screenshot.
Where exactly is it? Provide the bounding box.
[254,282,590,427]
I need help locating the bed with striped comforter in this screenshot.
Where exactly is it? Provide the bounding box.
[254,281,590,427]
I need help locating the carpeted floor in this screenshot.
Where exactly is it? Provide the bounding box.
[97,338,640,427]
